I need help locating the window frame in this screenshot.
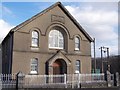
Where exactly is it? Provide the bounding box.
[49,30,64,49]
[75,60,81,73]
[30,58,38,74]
[31,30,39,47]
[75,36,80,51]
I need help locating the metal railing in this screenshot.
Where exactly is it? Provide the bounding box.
[24,74,66,88]
[24,73,105,88]
[0,74,16,88]
[0,73,108,88]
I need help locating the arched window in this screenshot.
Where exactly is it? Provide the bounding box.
[31,31,39,47]
[75,60,81,73]
[49,30,64,49]
[75,36,80,50]
[30,58,38,74]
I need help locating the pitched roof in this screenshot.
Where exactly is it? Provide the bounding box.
[10,2,93,42]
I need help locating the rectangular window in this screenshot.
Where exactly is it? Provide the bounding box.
[30,58,38,74]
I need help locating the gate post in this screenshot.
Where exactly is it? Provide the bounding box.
[116,72,119,86]
[16,71,25,89]
[64,74,67,88]
[77,73,80,88]
[107,70,111,87]
[64,74,67,84]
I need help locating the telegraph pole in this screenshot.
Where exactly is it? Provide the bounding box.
[103,46,109,58]
[107,48,109,58]
[93,38,96,73]
[99,46,110,73]
[99,47,103,73]
[99,47,103,60]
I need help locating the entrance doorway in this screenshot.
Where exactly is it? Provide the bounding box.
[53,59,67,75]
[52,59,67,83]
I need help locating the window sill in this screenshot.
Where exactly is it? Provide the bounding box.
[75,48,80,51]
[49,47,63,50]
[29,71,38,75]
[30,46,40,50]
[74,50,81,53]
[30,46,40,48]
[75,71,80,74]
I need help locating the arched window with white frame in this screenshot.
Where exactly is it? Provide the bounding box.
[75,36,80,50]
[75,60,81,73]
[30,58,38,74]
[31,31,39,47]
[49,30,64,49]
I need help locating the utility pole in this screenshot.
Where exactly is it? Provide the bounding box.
[99,47,103,73]
[103,46,109,58]
[99,47,103,60]
[93,38,96,73]
[99,46,110,73]
[107,48,109,58]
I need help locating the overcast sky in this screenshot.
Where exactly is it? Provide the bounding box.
[0,1,119,57]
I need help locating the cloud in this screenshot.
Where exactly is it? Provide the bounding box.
[2,5,16,18]
[2,6,13,15]
[65,3,118,56]
[0,19,14,43]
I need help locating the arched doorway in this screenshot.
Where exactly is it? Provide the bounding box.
[53,59,67,75]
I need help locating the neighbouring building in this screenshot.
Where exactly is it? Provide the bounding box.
[1,2,93,75]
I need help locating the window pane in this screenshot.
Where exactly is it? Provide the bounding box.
[76,66,79,71]
[75,44,79,49]
[49,36,54,47]
[55,35,58,47]
[32,31,38,38]
[32,38,38,46]
[76,60,80,65]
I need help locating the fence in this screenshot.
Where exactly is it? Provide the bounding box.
[0,72,119,89]
[23,73,106,88]
[24,74,66,88]
[0,74,16,88]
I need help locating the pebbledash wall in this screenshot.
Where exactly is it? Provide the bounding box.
[1,2,93,75]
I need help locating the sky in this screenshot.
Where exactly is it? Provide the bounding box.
[0,1,119,57]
